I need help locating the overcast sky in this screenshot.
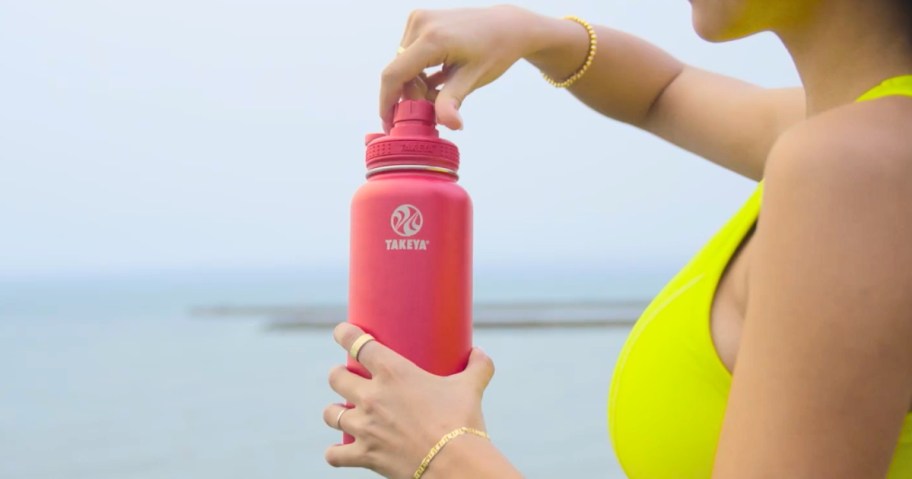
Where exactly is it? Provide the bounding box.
[0,0,800,281]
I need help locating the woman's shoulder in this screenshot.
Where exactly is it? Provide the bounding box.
[764,96,912,196]
[758,96,912,263]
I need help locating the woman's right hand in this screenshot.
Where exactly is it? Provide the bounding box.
[381,5,547,131]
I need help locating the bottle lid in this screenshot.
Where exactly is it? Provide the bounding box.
[364,100,460,174]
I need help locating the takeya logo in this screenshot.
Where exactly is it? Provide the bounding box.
[386,204,429,251]
[385,238,429,251]
[400,143,436,154]
[390,204,422,237]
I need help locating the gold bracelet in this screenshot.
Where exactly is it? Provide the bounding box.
[412,427,490,479]
[541,15,598,88]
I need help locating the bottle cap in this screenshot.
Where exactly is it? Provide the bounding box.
[364,100,460,174]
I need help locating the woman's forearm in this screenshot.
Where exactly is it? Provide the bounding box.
[423,433,523,479]
[525,14,684,128]
[522,12,803,180]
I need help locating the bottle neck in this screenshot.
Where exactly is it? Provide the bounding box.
[365,164,459,180]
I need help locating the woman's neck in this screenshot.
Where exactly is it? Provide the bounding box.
[775,0,912,116]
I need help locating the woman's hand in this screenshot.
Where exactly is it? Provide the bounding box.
[381,5,547,131]
[323,323,495,479]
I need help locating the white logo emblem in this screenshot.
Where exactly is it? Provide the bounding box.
[390,204,423,237]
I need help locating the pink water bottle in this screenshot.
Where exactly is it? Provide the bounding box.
[344,100,472,444]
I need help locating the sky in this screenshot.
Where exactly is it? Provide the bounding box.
[0,0,801,281]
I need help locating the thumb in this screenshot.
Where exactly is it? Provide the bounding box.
[434,67,477,130]
[462,347,495,393]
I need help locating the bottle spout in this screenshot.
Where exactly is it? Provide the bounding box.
[390,100,439,137]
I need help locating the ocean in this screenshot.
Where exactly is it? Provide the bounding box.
[0,267,672,478]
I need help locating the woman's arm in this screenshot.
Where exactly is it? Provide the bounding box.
[423,433,522,479]
[526,18,804,181]
[381,6,805,181]
[712,103,912,477]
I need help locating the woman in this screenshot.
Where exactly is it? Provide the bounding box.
[323,1,912,477]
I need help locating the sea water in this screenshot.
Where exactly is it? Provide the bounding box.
[0,268,669,478]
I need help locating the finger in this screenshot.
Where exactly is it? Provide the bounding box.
[424,65,454,90]
[323,403,358,432]
[434,66,479,130]
[380,40,447,126]
[460,347,495,394]
[325,442,368,469]
[333,322,410,378]
[398,9,430,53]
[390,10,431,131]
[402,73,429,101]
[328,364,369,402]
[323,403,346,431]
[427,88,439,104]
[423,66,450,105]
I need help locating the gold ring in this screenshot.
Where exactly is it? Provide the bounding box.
[397,46,406,55]
[335,407,349,430]
[349,333,376,361]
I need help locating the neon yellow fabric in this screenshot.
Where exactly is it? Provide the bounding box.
[608,75,912,479]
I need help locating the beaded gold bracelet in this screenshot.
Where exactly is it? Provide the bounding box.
[541,15,598,88]
[412,427,490,479]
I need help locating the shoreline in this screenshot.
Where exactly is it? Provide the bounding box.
[190,300,648,330]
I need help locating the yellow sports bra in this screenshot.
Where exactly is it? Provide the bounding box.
[608,75,912,478]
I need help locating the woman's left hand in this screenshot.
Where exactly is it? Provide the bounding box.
[323,322,495,479]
